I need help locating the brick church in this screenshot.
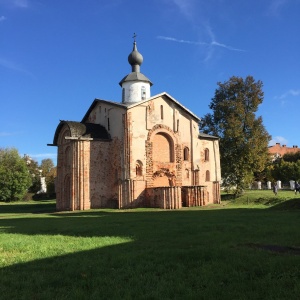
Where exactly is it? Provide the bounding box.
[50,39,221,211]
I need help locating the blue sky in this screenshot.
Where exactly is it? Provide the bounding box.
[0,0,299,164]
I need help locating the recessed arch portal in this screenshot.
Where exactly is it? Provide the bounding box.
[152,132,174,162]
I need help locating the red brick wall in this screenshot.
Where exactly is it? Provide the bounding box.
[145,124,181,188]
[153,133,172,162]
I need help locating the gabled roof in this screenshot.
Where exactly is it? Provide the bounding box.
[52,121,110,146]
[126,92,201,121]
[81,99,127,122]
[82,92,201,123]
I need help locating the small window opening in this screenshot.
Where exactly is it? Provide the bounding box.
[183,147,189,161]
[160,105,164,120]
[122,88,125,103]
[204,148,209,161]
[141,86,146,100]
[136,160,143,176]
[205,170,210,182]
[107,118,110,131]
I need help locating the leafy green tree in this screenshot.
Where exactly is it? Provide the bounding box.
[254,160,274,182]
[272,159,300,183]
[200,76,271,195]
[46,166,57,196]
[282,151,300,163]
[40,158,54,176]
[40,158,56,195]
[23,154,41,193]
[0,148,32,201]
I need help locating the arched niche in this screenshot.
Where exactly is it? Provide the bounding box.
[152,132,174,163]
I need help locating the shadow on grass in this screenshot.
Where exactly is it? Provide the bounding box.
[0,235,227,299]
[268,198,300,210]
[0,201,56,214]
[0,206,300,299]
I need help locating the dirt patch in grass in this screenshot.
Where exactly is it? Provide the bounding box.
[244,243,300,255]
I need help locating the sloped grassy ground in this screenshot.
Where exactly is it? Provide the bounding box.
[221,189,300,210]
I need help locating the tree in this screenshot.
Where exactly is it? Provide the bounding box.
[200,76,271,195]
[23,154,41,193]
[40,158,54,176]
[46,166,57,195]
[0,148,32,201]
[271,153,300,183]
[282,152,300,163]
[271,160,300,183]
[40,158,56,195]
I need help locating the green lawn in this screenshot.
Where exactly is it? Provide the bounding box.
[0,193,299,300]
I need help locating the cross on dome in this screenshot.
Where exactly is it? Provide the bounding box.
[132,32,137,42]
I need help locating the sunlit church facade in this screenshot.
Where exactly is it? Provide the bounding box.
[50,39,221,211]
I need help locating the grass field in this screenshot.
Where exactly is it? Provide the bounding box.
[0,190,299,300]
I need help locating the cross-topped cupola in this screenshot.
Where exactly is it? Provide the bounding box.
[119,34,153,104]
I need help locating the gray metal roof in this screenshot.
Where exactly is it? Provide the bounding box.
[128,41,143,68]
[198,132,219,140]
[126,92,201,121]
[82,92,202,123]
[119,40,153,86]
[119,71,153,86]
[52,121,110,145]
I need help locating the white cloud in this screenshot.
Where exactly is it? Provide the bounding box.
[157,36,207,46]
[204,25,245,61]
[277,89,300,99]
[0,0,29,9]
[273,89,300,106]
[205,25,245,52]
[171,0,196,19]
[0,131,16,136]
[29,153,57,159]
[157,31,245,62]
[164,1,245,62]
[13,0,29,8]
[0,57,34,77]
[269,136,288,146]
[267,0,288,16]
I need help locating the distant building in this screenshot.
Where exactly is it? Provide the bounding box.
[268,143,300,160]
[49,39,221,211]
